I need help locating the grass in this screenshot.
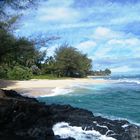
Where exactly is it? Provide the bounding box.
[31,74,71,80]
[1,74,75,80]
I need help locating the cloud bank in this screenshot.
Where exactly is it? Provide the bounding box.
[16,0,140,74]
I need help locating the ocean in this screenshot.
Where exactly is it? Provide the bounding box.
[38,75,140,139]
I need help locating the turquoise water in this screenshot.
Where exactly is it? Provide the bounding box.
[38,75,140,124]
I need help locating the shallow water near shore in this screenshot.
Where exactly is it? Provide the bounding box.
[38,75,140,125]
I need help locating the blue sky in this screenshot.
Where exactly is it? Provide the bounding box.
[16,0,140,74]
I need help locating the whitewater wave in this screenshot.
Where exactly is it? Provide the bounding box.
[92,77,140,85]
[92,76,140,85]
[71,83,98,91]
[94,113,140,127]
[115,79,140,85]
[53,122,116,140]
[40,87,74,97]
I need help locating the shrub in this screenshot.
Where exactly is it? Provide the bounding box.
[0,65,9,79]
[7,66,32,80]
[30,65,41,75]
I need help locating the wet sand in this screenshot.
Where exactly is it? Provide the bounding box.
[1,78,111,97]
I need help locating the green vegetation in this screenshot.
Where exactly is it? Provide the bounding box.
[88,68,111,76]
[0,1,111,80]
[32,74,57,80]
[54,45,92,77]
[7,66,32,80]
[32,74,71,80]
[0,65,9,79]
[0,25,93,79]
[40,44,92,78]
[0,23,46,80]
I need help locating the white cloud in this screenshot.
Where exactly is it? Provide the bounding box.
[110,6,140,25]
[76,41,96,49]
[91,27,122,40]
[126,38,140,46]
[108,39,125,45]
[95,27,111,37]
[36,0,79,23]
[48,22,97,30]
[93,46,113,58]
[39,7,79,22]
[75,40,96,54]
[88,27,140,59]
[111,66,132,73]
[46,0,74,7]
[108,38,140,46]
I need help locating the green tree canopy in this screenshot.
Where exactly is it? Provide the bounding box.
[54,44,92,77]
[104,68,111,75]
[0,0,37,18]
[0,21,47,76]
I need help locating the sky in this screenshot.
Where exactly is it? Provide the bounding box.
[16,0,140,74]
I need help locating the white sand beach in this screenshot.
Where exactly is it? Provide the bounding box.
[0,78,111,97]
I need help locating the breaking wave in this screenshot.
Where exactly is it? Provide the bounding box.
[53,122,116,140]
[40,87,74,97]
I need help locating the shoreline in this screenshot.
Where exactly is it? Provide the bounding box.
[0,78,112,97]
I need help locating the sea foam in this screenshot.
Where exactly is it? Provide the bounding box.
[117,79,140,85]
[53,122,116,140]
[40,87,74,97]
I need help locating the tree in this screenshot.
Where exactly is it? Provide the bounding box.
[54,44,92,77]
[42,56,56,74]
[0,28,16,65]
[0,0,37,18]
[88,69,111,76]
[0,23,47,79]
[104,68,111,75]
[0,28,45,67]
[0,0,60,79]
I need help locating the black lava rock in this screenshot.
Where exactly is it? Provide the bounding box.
[0,89,140,140]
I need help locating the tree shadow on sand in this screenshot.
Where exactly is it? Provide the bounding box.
[0,80,17,89]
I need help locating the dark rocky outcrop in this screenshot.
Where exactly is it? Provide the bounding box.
[0,89,140,140]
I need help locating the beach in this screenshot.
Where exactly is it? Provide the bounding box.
[0,78,110,97]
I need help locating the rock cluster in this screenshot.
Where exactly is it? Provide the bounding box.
[0,89,140,140]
